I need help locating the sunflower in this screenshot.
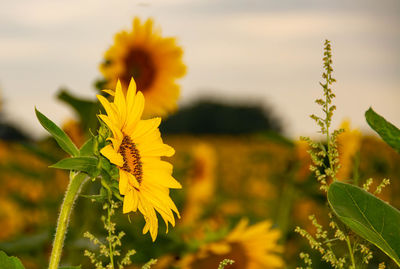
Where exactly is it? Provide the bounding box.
[294,140,312,182]
[97,78,181,241]
[62,118,85,148]
[337,119,361,181]
[179,219,284,269]
[100,17,186,118]
[181,142,217,225]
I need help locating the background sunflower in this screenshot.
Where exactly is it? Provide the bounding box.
[100,17,186,118]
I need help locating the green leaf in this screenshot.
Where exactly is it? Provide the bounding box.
[50,156,98,176]
[35,108,79,157]
[59,266,81,269]
[79,137,95,156]
[0,251,25,269]
[365,107,400,153]
[328,181,400,266]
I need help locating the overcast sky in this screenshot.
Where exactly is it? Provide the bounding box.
[1,0,399,139]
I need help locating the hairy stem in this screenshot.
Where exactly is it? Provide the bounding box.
[48,172,88,269]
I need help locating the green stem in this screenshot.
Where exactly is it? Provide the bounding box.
[324,89,336,183]
[48,172,88,269]
[345,235,356,269]
[107,202,115,268]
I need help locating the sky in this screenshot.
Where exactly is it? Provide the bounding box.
[0,0,399,139]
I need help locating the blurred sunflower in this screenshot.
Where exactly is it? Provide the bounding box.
[181,142,217,225]
[294,140,312,182]
[179,219,284,269]
[337,119,362,181]
[0,198,23,240]
[98,78,181,241]
[100,17,186,118]
[62,118,85,148]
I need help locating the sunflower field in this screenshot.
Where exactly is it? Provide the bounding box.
[1,12,400,269]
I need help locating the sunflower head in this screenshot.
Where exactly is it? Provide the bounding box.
[181,142,217,225]
[97,78,182,241]
[336,119,362,181]
[100,17,186,118]
[179,219,284,269]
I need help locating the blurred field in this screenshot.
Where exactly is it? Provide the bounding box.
[1,130,399,268]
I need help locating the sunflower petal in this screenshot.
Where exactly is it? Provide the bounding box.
[131,118,161,140]
[100,145,123,167]
[114,80,127,124]
[102,89,115,96]
[125,91,145,134]
[97,95,119,125]
[138,142,175,157]
[123,189,134,213]
[119,171,129,195]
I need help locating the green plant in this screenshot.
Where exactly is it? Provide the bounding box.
[296,40,400,268]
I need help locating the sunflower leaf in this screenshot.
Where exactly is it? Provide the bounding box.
[35,108,79,157]
[50,156,98,176]
[79,137,95,156]
[0,251,25,269]
[365,107,400,153]
[328,181,400,266]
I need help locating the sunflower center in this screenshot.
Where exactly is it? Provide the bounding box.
[189,242,249,269]
[123,48,156,92]
[118,135,143,183]
[192,159,207,182]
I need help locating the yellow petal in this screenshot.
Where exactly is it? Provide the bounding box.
[98,115,123,142]
[142,190,176,230]
[97,95,119,125]
[100,144,123,167]
[131,118,161,140]
[125,91,145,134]
[107,137,121,151]
[131,189,139,212]
[126,77,137,106]
[144,170,181,189]
[114,80,127,124]
[138,197,159,241]
[119,171,129,195]
[138,143,175,157]
[102,89,115,96]
[123,189,134,213]
[126,172,140,189]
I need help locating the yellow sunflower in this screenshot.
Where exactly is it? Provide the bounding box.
[62,118,85,148]
[97,78,181,241]
[337,119,362,181]
[181,142,217,225]
[179,219,284,269]
[100,17,186,118]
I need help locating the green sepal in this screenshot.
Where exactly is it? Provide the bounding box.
[365,107,400,153]
[50,156,99,177]
[328,181,400,266]
[0,251,25,269]
[35,108,79,157]
[99,169,123,202]
[98,157,119,181]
